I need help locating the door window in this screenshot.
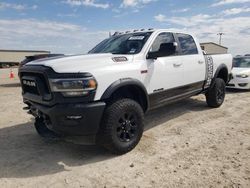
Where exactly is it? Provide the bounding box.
[176,33,198,55]
[149,32,176,56]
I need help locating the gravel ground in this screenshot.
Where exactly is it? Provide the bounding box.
[0,68,250,188]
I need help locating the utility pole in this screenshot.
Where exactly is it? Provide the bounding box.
[217,32,225,45]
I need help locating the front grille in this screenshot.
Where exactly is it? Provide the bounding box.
[20,71,52,101]
[22,79,40,95]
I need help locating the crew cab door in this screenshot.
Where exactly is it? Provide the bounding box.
[175,33,206,90]
[144,32,183,107]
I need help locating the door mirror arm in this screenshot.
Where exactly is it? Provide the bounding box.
[147,52,158,60]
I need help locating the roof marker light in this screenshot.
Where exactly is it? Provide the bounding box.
[113,32,119,36]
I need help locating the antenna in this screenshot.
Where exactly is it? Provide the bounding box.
[217,32,225,45]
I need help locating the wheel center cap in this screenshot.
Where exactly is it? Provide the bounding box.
[124,120,131,130]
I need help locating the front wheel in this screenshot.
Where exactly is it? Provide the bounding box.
[97,99,144,155]
[206,78,226,108]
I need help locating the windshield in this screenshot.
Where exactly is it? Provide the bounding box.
[233,57,250,68]
[89,32,152,55]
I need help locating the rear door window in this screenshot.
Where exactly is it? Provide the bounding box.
[176,33,198,55]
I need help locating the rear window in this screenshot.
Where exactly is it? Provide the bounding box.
[176,33,198,55]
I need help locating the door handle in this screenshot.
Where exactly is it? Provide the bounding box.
[198,60,204,64]
[173,63,182,67]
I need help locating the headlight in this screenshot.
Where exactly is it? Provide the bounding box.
[236,74,249,78]
[49,78,97,97]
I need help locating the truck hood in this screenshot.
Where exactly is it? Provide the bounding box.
[26,53,133,73]
[231,67,250,75]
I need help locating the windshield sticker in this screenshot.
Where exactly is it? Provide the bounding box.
[128,36,145,40]
[129,49,136,53]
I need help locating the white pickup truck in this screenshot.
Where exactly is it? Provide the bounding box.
[20,29,232,154]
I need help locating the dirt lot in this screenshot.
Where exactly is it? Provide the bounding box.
[0,68,250,188]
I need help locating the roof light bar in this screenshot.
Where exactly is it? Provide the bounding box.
[112,28,153,36]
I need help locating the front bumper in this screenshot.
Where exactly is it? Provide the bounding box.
[226,77,250,90]
[26,101,106,136]
[20,65,106,137]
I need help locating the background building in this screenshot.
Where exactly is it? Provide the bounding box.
[0,49,50,68]
[200,42,228,55]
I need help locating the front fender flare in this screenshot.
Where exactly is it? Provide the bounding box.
[101,78,149,110]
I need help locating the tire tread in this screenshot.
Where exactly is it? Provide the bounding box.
[206,78,225,108]
[97,98,144,154]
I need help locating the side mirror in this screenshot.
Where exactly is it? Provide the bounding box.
[147,42,177,59]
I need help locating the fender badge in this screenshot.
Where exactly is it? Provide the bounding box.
[141,70,148,74]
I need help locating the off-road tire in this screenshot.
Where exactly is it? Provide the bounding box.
[206,78,226,108]
[97,98,144,155]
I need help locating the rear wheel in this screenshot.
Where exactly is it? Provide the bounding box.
[206,78,226,108]
[97,98,144,154]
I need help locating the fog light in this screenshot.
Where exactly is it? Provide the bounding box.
[62,91,89,97]
[238,83,248,87]
[66,116,82,120]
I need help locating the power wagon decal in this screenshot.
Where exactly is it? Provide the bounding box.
[204,55,214,88]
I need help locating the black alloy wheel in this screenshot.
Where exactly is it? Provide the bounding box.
[117,112,138,142]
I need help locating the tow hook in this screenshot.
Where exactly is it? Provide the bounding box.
[23,105,42,117]
[23,106,32,115]
[23,106,30,110]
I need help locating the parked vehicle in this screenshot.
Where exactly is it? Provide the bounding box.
[0,62,17,68]
[19,29,232,154]
[227,56,250,90]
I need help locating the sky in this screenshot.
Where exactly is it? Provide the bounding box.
[0,0,250,55]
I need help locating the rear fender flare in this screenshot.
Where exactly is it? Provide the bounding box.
[212,64,229,86]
